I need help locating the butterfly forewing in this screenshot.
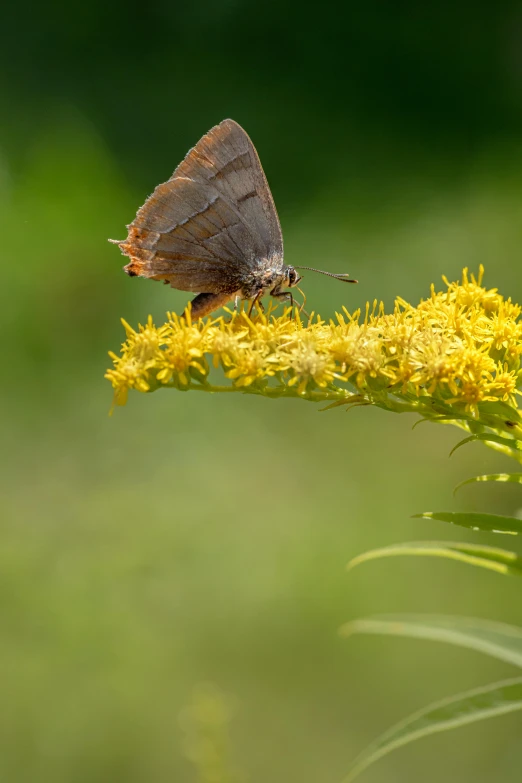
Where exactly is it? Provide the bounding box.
[119,119,283,294]
[171,120,283,259]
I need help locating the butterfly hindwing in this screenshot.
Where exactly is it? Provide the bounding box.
[122,177,252,293]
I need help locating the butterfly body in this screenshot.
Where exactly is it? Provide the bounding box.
[112,119,355,318]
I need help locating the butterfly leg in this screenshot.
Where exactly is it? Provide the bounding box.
[272,290,310,319]
[247,295,265,317]
[271,290,294,311]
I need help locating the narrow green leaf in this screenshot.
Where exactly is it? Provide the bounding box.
[413,510,522,535]
[479,400,522,421]
[342,677,522,782]
[454,473,522,494]
[340,614,522,667]
[478,400,522,429]
[412,414,469,431]
[474,432,522,450]
[347,541,522,576]
[321,394,366,411]
[449,432,522,458]
[449,435,482,457]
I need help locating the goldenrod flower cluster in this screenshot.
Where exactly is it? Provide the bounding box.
[106,267,522,435]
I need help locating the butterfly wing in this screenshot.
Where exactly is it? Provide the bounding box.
[117,119,283,294]
[171,119,283,261]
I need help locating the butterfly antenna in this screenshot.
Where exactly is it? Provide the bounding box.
[295,266,358,283]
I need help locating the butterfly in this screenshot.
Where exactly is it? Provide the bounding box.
[110,119,356,318]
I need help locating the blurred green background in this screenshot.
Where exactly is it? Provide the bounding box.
[2,2,522,781]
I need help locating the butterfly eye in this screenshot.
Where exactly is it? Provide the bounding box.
[287,267,301,287]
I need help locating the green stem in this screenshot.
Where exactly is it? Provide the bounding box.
[162,382,351,403]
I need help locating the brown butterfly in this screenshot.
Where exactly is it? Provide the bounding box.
[110,119,357,318]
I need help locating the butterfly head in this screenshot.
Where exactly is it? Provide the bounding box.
[284,266,302,289]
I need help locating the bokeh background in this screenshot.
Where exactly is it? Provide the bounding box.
[2,2,522,781]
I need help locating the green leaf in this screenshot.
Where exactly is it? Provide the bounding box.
[454,473,522,494]
[479,400,522,420]
[342,677,522,782]
[411,414,469,430]
[449,432,522,458]
[347,540,522,576]
[340,614,522,667]
[477,400,522,429]
[413,510,522,535]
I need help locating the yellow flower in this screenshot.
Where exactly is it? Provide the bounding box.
[286,337,340,395]
[439,265,502,312]
[105,268,522,438]
[485,365,521,407]
[104,316,168,404]
[155,314,212,387]
[224,345,276,387]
